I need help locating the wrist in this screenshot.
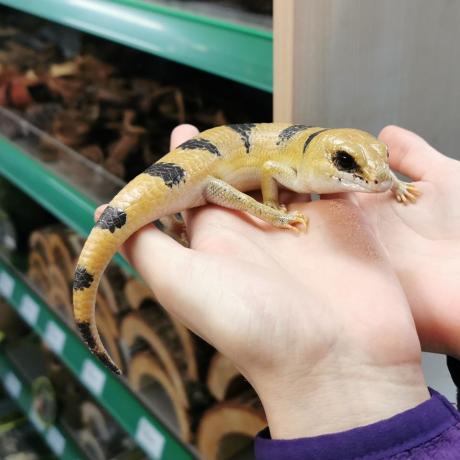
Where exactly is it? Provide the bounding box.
[255,357,429,439]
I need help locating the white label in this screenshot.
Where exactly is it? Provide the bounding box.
[3,235,16,250]
[4,372,21,398]
[81,359,106,396]
[19,295,40,326]
[135,418,165,459]
[0,271,15,299]
[44,321,66,355]
[45,426,65,456]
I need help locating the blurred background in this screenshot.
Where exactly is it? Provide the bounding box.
[0,0,457,459]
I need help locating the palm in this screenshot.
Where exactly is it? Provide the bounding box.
[140,197,421,391]
[354,127,460,357]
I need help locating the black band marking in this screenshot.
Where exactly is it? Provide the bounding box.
[228,123,256,153]
[77,321,121,374]
[303,129,329,153]
[73,266,94,291]
[77,321,96,350]
[179,138,221,157]
[96,352,121,374]
[144,162,186,188]
[277,124,312,145]
[95,206,127,233]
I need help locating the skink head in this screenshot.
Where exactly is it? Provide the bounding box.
[304,128,392,193]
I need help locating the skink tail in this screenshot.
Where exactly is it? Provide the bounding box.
[73,131,220,373]
[73,171,188,374]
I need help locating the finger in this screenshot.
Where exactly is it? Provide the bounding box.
[122,224,205,334]
[93,204,182,264]
[170,124,200,229]
[378,125,444,180]
[170,124,199,150]
[123,222,186,274]
[94,204,107,222]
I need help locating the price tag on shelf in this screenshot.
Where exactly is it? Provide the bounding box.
[0,271,15,299]
[135,417,165,460]
[19,295,40,326]
[81,359,106,396]
[44,321,66,355]
[3,372,21,399]
[45,426,66,456]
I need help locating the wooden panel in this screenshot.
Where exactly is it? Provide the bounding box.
[273,0,460,158]
[273,0,295,122]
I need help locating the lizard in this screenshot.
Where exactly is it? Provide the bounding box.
[72,123,420,374]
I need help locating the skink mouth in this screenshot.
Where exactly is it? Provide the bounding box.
[372,178,392,192]
[336,175,392,193]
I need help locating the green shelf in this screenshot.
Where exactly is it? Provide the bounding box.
[0,351,86,459]
[0,128,135,277]
[0,0,273,92]
[0,136,95,240]
[0,258,197,460]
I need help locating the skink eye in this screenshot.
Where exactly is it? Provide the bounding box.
[332,150,360,173]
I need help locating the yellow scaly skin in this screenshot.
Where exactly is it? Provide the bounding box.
[73,123,420,374]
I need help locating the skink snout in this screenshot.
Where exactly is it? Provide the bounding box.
[371,169,392,191]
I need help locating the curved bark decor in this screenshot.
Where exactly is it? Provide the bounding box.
[124,278,157,308]
[197,391,266,460]
[96,293,124,373]
[128,351,191,442]
[99,264,126,315]
[48,286,73,327]
[30,229,52,263]
[78,428,106,460]
[206,353,249,401]
[48,264,70,293]
[120,310,189,408]
[47,264,73,324]
[81,401,111,443]
[124,279,198,380]
[27,267,49,295]
[47,229,78,281]
[28,251,50,294]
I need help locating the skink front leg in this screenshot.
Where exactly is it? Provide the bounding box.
[389,171,421,204]
[205,178,307,232]
[261,161,298,211]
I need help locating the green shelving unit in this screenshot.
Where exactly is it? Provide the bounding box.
[0,136,95,240]
[0,2,272,457]
[0,133,135,277]
[0,351,86,459]
[0,257,197,460]
[0,0,273,92]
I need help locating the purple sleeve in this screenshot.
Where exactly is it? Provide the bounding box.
[255,388,460,460]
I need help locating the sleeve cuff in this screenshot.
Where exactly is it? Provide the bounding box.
[255,388,460,460]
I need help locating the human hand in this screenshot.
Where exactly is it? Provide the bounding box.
[353,126,460,359]
[99,124,428,439]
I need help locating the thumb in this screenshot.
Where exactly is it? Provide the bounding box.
[379,125,444,180]
[125,123,200,278]
[95,123,200,283]
[170,124,199,150]
[123,224,189,299]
